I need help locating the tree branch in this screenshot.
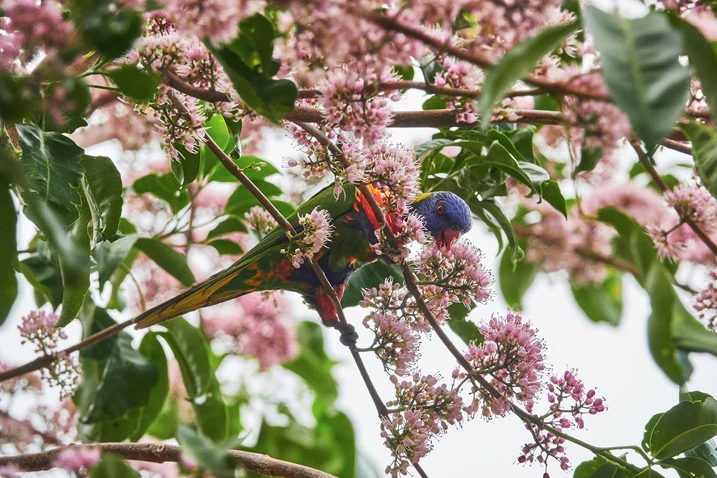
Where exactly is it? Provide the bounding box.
[0,443,337,478]
[631,142,717,257]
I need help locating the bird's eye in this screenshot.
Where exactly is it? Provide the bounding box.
[436,204,445,215]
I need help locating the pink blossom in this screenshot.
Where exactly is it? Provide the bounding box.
[365,144,420,204]
[646,224,688,261]
[148,85,206,160]
[53,447,101,472]
[433,58,483,123]
[463,312,546,418]
[283,207,334,268]
[320,66,397,145]
[160,0,264,44]
[582,183,669,227]
[382,374,463,475]
[685,7,717,41]
[362,311,419,375]
[694,269,717,330]
[244,206,278,238]
[202,293,298,369]
[18,311,81,399]
[372,213,427,262]
[664,180,717,232]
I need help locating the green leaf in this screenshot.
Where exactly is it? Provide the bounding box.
[171,145,201,187]
[342,261,404,308]
[96,235,138,292]
[133,173,189,214]
[72,0,143,59]
[129,332,169,442]
[207,217,248,241]
[208,239,244,256]
[158,318,212,399]
[670,16,717,121]
[283,322,338,406]
[661,457,717,478]
[106,65,161,102]
[686,439,717,468]
[56,188,92,327]
[90,453,140,478]
[176,426,240,477]
[223,181,284,217]
[0,73,38,123]
[233,14,279,76]
[597,207,693,384]
[482,142,537,193]
[17,124,85,226]
[647,398,717,460]
[472,199,522,259]
[81,155,123,238]
[134,237,195,287]
[479,21,578,129]
[681,122,717,200]
[76,308,158,442]
[498,245,538,310]
[200,114,233,178]
[575,145,603,177]
[540,180,567,218]
[571,271,623,326]
[210,43,298,123]
[0,179,17,325]
[447,303,483,345]
[584,7,691,148]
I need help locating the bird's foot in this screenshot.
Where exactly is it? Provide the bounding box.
[337,323,359,347]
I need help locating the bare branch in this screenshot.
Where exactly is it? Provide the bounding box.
[0,442,336,478]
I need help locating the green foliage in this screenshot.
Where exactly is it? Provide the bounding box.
[643,397,717,460]
[0,74,38,123]
[76,306,160,442]
[670,16,717,121]
[342,261,404,308]
[498,242,538,310]
[133,172,190,214]
[283,322,338,406]
[96,235,137,292]
[134,237,196,287]
[479,20,578,129]
[81,155,123,239]
[681,122,717,201]
[206,217,248,241]
[158,319,230,442]
[90,453,140,478]
[210,15,298,123]
[0,178,17,325]
[176,427,241,477]
[18,124,85,227]
[106,65,162,102]
[596,208,714,383]
[584,7,691,148]
[71,0,143,58]
[130,332,170,441]
[447,303,484,345]
[571,271,623,326]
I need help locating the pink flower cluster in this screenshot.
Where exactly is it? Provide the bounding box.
[694,268,717,330]
[283,207,334,268]
[664,180,717,232]
[434,58,483,123]
[561,71,631,166]
[244,205,278,238]
[149,85,206,160]
[161,0,264,44]
[463,312,546,418]
[519,370,606,473]
[362,308,419,376]
[382,374,463,477]
[18,311,81,399]
[320,67,398,145]
[364,144,421,205]
[361,278,430,333]
[202,292,298,369]
[415,241,493,319]
[371,213,428,262]
[0,0,73,71]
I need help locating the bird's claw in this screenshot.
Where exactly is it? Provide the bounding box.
[338,323,359,346]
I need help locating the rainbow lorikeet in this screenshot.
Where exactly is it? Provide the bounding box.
[133,182,472,331]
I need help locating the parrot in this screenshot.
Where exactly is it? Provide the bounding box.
[132,182,472,334]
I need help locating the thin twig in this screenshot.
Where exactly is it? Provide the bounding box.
[631,142,717,257]
[0,443,336,478]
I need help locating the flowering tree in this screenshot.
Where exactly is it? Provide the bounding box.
[1,0,717,477]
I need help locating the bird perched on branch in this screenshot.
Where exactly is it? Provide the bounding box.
[133,183,472,331]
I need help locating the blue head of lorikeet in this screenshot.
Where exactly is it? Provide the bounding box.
[411,191,473,248]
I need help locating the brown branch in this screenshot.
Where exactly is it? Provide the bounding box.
[297,82,543,100]
[0,443,336,478]
[631,142,717,257]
